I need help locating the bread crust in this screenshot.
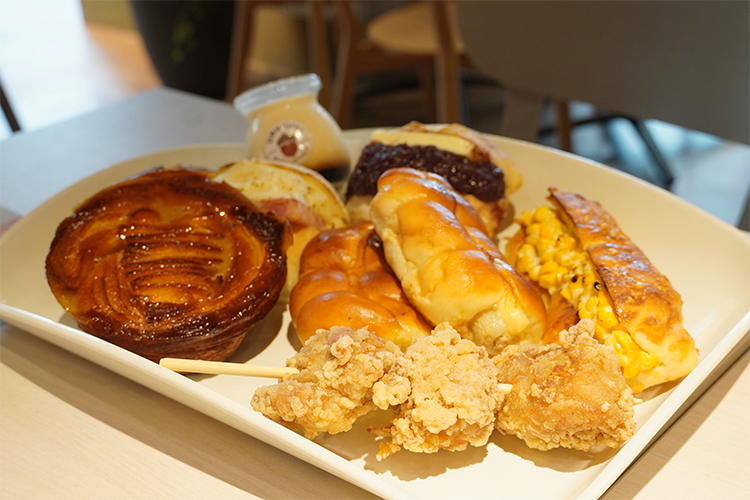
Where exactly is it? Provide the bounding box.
[289,221,432,349]
[549,187,698,392]
[370,168,545,354]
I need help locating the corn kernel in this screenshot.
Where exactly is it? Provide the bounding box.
[517,210,534,227]
[537,238,555,256]
[597,303,619,329]
[527,223,541,237]
[578,308,592,319]
[594,322,608,340]
[569,277,582,291]
[641,352,659,371]
[604,334,617,349]
[539,252,554,265]
[538,273,556,290]
[539,261,558,275]
[585,297,598,314]
[517,255,533,273]
[622,356,640,378]
[555,251,577,267]
[547,217,563,233]
[583,272,598,285]
[533,205,554,222]
[613,330,633,350]
[560,288,572,301]
[520,243,536,257]
[555,270,566,285]
[558,234,577,250]
[576,297,586,312]
[524,235,539,247]
[528,264,541,281]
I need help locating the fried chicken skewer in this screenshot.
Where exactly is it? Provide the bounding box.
[250,319,635,457]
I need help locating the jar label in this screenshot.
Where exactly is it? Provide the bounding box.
[264,120,312,164]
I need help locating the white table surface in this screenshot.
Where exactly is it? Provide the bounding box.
[1,87,748,500]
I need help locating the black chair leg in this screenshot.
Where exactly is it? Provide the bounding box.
[0,79,21,132]
[629,118,673,188]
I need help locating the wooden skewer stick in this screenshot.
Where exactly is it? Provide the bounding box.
[159,358,299,378]
[159,359,635,407]
[161,358,521,392]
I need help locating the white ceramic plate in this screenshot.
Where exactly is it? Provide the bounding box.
[2,133,749,500]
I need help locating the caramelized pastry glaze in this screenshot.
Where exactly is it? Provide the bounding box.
[45,168,291,362]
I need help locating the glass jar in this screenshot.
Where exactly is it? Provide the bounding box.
[234,74,351,186]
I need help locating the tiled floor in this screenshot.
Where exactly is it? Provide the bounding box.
[1,0,748,228]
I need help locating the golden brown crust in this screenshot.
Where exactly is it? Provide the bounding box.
[46,168,291,362]
[289,221,432,349]
[370,323,505,459]
[370,168,546,354]
[494,319,635,451]
[543,293,579,343]
[251,326,402,439]
[549,187,698,392]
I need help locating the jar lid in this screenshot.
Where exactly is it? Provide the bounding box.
[233,74,321,115]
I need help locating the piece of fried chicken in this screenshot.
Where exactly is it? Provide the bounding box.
[493,319,635,451]
[251,326,401,439]
[370,323,506,460]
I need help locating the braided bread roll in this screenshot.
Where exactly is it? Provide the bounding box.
[369,168,546,354]
[290,221,432,349]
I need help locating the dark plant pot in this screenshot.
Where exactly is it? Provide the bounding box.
[131,0,236,100]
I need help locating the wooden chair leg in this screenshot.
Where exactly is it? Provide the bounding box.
[225,0,255,101]
[329,1,359,129]
[432,0,461,124]
[331,62,357,129]
[307,0,333,110]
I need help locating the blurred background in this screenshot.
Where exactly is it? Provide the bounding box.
[1,0,748,228]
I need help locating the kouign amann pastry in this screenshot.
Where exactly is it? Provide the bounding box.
[46,168,291,362]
